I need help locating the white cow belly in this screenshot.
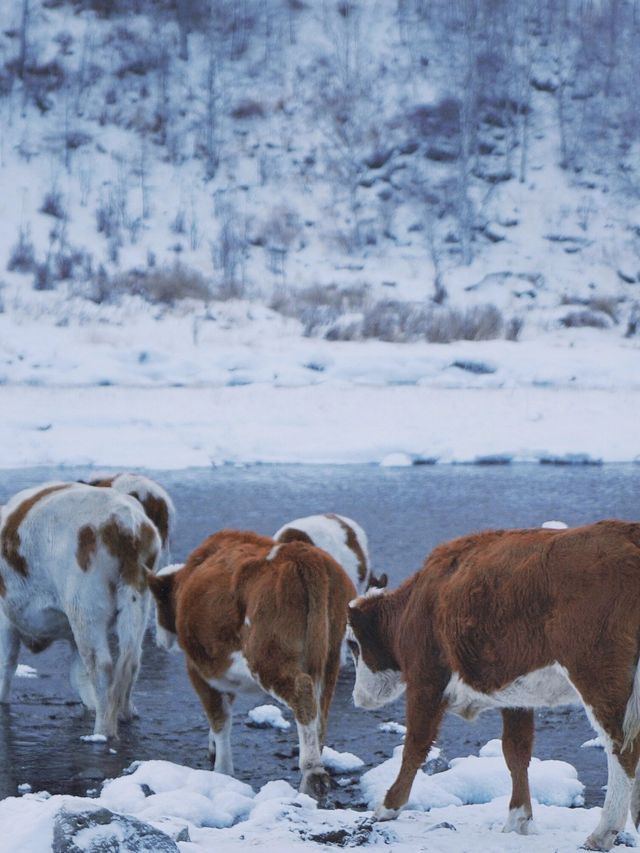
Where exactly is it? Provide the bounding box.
[445,664,580,719]
[206,651,265,698]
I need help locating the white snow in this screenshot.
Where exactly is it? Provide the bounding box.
[581,737,605,750]
[79,734,108,744]
[15,664,38,679]
[0,381,638,469]
[379,721,407,735]
[247,705,291,731]
[0,741,624,853]
[321,746,365,773]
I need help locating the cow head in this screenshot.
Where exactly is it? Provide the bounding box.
[146,563,182,652]
[347,590,404,710]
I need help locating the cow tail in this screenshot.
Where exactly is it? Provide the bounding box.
[623,657,640,752]
[293,548,330,682]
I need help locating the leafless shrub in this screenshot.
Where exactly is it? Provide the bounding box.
[560,295,620,323]
[505,316,524,341]
[273,289,507,343]
[111,264,212,305]
[560,309,611,329]
[40,189,66,219]
[626,303,640,337]
[271,283,369,336]
[7,226,36,273]
[230,99,265,120]
[211,204,248,299]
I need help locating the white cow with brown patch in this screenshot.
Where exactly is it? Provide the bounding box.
[82,473,175,564]
[147,529,356,799]
[0,482,160,737]
[274,513,386,594]
[347,521,640,851]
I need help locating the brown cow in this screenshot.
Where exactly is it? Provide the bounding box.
[147,529,356,799]
[347,521,640,851]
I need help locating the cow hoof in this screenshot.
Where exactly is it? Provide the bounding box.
[503,808,536,835]
[582,830,617,851]
[301,770,331,801]
[374,803,401,821]
[119,704,139,722]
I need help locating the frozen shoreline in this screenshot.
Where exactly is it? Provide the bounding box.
[1,383,638,469]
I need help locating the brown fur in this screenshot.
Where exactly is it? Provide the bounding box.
[100,518,158,592]
[86,477,115,488]
[349,521,640,833]
[148,529,356,793]
[1,484,72,576]
[76,525,98,571]
[326,513,368,585]
[276,527,314,546]
[130,492,170,546]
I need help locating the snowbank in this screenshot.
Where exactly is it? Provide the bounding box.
[1,382,638,469]
[0,741,621,853]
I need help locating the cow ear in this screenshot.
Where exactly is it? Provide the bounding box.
[348,599,369,634]
[146,570,174,600]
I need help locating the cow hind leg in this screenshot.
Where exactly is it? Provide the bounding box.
[187,663,234,775]
[69,645,96,711]
[111,588,150,722]
[501,708,537,835]
[285,672,329,800]
[0,612,19,704]
[68,611,116,737]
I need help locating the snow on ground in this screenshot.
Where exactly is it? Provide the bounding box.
[247,705,290,731]
[1,381,638,469]
[0,740,630,853]
[15,664,37,679]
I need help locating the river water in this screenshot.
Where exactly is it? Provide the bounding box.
[0,463,638,808]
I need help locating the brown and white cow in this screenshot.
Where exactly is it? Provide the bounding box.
[81,473,175,564]
[347,521,640,851]
[0,482,160,737]
[274,513,387,594]
[147,529,356,799]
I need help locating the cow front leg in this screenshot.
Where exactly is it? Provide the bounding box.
[0,612,19,704]
[187,663,234,775]
[501,708,536,834]
[376,681,447,820]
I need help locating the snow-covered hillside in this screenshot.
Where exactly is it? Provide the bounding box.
[0,0,639,468]
[1,0,640,336]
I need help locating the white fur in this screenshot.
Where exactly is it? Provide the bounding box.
[623,656,640,750]
[206,651,264,698]
[348,629,405,710]
[274,513,370,594]
[208,693,234,775]
[503,805,537,835]
[0,483,160,736]
[444,664,579,720]
[266,545,281,561]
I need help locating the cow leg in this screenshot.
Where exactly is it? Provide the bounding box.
[69,644,97,711]
[68,612,116,737]
[574,691,640,851]
[501,708,536,834]
[376,682,447,820]
[0,612,19,704]
[187,663,234,775]
[276,671,328,800]
[584,747,636,851]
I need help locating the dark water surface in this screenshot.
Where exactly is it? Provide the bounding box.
[0,463,638,808]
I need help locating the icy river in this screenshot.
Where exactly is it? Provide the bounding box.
[0,463,638,808]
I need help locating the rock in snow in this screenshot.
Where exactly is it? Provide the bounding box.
[52,807,179,853]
